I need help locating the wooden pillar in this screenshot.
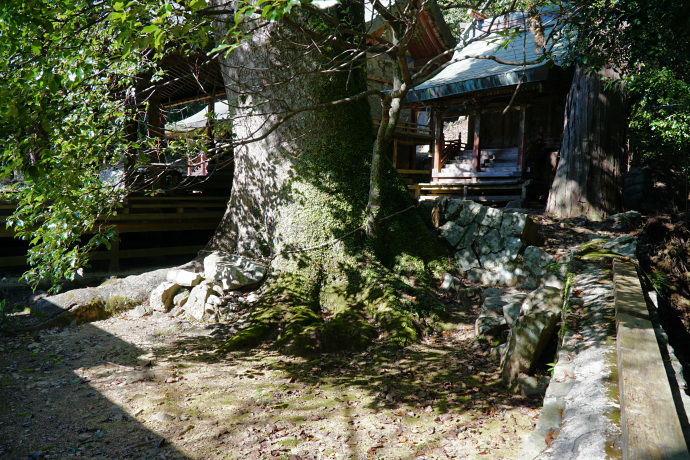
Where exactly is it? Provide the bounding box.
[517,105,526,173]
[473,111,481,171]
[392,139,398,169]
[146,94,164,165]
[432,107,445,179]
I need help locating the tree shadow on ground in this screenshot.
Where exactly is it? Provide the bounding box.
[0,318,191,459]
[148,299,541,459]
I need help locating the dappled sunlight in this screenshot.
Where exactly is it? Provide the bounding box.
[144,300,542,459]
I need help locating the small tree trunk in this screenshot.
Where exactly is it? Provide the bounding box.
[546,66,628,219]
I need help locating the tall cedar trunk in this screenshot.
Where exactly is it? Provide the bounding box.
[205,14,373,276]
[546,66,628,219]
[203,8,446,354]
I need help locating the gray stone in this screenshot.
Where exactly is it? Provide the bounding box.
[167,269,203,288]
[469,267,519,287]
[518,277,538,290]
[206,294,223,306]
[153,412,174,423]
[477,229,502,255]
[173,290,190,307]
[454,248,480,273]
[169,304,185,317]
[29,268,169,320]
[602,235,637,258]
[482,287,506,300]
[456,222,479,249]
[500,212,528,238]
[479,252,511,272]
[517,374,550,396]
[520,285,562,316]
[503,237,524,261]
[501,212,541,245]
[456,200,483,227]
[130,304,152,319]
[523,246,554,277]
[541,273,565,290]
[501,285,562,387]
[441,273,466,292]
[204,252,267,291]
[503,301,522,327]
[185,283,214,322]
[439,221,465,247]
[475,314,508,337]
[482,297,508,316]
[445,199,464,222]
[604,210,642,229]
[476,205,504,228]
[149,281,180,312]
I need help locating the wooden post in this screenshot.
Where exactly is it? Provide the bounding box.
[432,107,445,179]
[473,111,481,171]
[392,139,398,169]
[517,105,526,173]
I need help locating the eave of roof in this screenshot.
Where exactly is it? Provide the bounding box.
[404,17,570,104]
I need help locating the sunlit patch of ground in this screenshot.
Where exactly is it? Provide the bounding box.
[0,293,540,459]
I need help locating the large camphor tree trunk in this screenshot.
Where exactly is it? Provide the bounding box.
[546,66,628,219]
[205,9,447,354]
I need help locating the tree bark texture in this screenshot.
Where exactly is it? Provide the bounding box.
[202,9,447,354]
[205,14,373,275]
[546,66,628,219]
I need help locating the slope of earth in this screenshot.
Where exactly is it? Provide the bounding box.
[637,213,690,375]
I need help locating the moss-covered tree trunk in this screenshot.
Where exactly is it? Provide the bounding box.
[546,66,628,219]
[205,10,447,354]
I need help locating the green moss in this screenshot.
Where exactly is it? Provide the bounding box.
[104,296,136,313]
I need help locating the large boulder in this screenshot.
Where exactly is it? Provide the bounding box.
[500,286,563,388]
[204,252,267,291]
[30,268,170,322]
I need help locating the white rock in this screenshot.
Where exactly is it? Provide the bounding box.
[185,284,213,321]
[130,304,152,319]
[206,294,222,306]
[149,281,180,312]
[203,252,266,291]
[173,290,190,307]
[167,270,203,288]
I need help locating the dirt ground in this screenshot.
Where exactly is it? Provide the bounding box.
[0,290,547,459]
[0,213,636,460]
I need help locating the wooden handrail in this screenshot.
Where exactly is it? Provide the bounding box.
[372,118,432,136]
[440,139,462,170]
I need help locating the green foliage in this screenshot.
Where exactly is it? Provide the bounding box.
[0,0,221,290]
[648,269,667,292]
